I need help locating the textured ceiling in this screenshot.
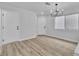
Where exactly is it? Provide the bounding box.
[0,2,79,15]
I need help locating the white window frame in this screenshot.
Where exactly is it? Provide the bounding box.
[54,16,65,30]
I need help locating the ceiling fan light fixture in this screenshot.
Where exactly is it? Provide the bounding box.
[45,2,64,17]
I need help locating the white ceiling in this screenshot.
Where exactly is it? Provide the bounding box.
[0,2,79,15]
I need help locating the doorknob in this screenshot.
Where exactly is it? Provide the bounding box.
[17,26,19,30]
[2,26,4,29]
[44,26,46,29]
[2,40,4,42]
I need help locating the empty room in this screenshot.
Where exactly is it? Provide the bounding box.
[0,2,79,56]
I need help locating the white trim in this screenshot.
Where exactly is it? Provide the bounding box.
[19,35,37,41]
[46,34,78,43]
[0,35,37,46]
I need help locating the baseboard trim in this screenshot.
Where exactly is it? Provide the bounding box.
[0,35,37,46]
[19,35,37,41]
[37,35,78,44]
[74,53,79,56]
[1,34,77,46]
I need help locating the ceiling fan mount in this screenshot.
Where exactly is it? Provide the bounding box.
[55,3,58,6]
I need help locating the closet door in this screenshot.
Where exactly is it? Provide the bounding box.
[37,16,46,35]
[2,9,20,44]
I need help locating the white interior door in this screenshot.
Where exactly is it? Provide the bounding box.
[2,9,20,44]
[38,16,46,35]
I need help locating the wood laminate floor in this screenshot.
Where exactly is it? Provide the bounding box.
[0,35,77,56]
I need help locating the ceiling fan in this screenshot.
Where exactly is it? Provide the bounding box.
[40,2,64,17]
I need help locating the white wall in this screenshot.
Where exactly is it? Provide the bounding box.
[46,16,79,42]
[0,9,2,43]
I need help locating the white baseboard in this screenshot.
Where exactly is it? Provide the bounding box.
[0,35,37,46]
[45,34,78,43]
[19,35,37,41]
[74,53,79,56]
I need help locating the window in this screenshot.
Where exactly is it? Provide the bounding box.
[55,16,65,30]
[66,14,78,30]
